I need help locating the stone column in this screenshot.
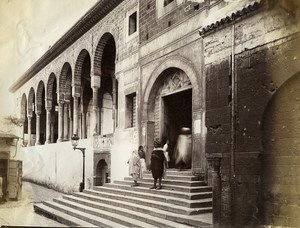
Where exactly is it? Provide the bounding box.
[69,103,73,140]
[72,85,81,135]
[82,112,86,139]
[73,96,79,135]
[50,117,55,143]
[27,115,32,147]
[63,102,69,140]
[92,87,99,136]
[207,156,221,228]
[45,107,51,144]
[57,101,64,142]
[78,112,82,139]
[192,110,206,174]
[35,111,41,145]
[112,77,117,131]
[91,75,100,136]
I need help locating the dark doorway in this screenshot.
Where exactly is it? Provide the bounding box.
[95,159,108,186]
[0,159,8,202]
[162,88,192,168]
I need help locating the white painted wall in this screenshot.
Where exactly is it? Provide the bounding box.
[110,129,138,182]
[15,139,93,193]
[15,131,139,192]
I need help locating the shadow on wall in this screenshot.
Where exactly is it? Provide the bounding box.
[260,72,300,227]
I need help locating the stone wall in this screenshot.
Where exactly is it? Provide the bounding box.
[203,3,300,227]
[139,0,208,44]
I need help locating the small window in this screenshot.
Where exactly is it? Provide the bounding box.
[164,0,174,7]
[126,93,137,128]
[128,12,137,36]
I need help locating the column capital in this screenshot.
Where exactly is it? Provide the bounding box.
[72,85,81,97]
[58,100,65,105]
[45,99,52,109]
[64,93,71,102]
[35,104,42,113]
[91,75,101,88]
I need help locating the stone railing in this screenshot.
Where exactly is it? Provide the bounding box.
[93,134,113,152]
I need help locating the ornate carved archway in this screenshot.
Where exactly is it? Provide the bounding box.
[142,56,205,173]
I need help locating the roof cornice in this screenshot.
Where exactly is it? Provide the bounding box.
[199,0,263,38]
[9,0,123,93]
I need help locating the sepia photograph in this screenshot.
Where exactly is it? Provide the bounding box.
[0,0,299,227]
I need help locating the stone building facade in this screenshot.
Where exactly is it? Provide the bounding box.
[9,0,300,227]
[201,0,300,227]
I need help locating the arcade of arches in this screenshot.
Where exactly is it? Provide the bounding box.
[20,33,117,146]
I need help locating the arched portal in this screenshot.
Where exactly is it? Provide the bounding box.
[59,62,73,141]
[28,87,36,146]
[147,68,193,168]
[95,159,108,186]
[75,49,92,138]
[260,72,300,226]
[46,73,58,143]
[36,81,46,145]
[142,56,205,172]
[94,33,117,135]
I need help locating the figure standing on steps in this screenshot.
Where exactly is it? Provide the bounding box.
[128,149,141,187]
[138,145,146,179]
[162,139,170,178]
[149,139,165,190]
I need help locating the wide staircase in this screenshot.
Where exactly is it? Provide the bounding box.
[34,169,213,227]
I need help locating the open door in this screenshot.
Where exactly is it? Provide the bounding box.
[161,88,192,168]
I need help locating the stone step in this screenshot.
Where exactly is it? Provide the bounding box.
[143,173,200,181]
[62,194,211,227]
[145,169,195,176]
[34,202,125,228]
[72,190,212,215]
[113,180,212,193]
[94,184,212,200]
[124,176,205,186]
[84,188,211,208]
[44,199,158,228]
[34,169,212,227]
[54,196,194,228]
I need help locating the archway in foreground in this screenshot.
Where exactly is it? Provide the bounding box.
[27,87,36,146]
[36,81,46,145]
[94,32,117,135]
[46,73,58,143]
[260,72,300,227]
[146,67,193,168]
[142,57,205,173]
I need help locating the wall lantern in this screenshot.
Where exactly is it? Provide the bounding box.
[71,134,85,192]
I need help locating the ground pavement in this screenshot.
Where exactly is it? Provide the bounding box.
[0,181,65,227]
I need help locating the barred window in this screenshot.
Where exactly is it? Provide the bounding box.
[126,93,136,128]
